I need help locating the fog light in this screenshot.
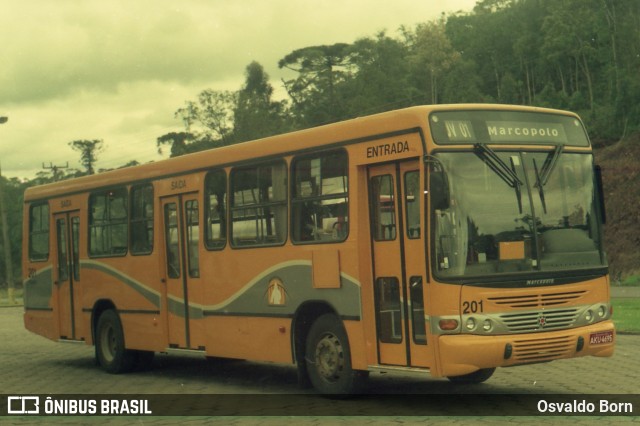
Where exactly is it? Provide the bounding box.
[504,343,512,359]
[483,319,492,332]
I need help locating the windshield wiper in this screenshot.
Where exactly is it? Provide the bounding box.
[533,159,547,214]
[533,145,564,214]
[474,143,524,213]
[539,145,564,186]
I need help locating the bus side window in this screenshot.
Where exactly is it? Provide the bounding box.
[130,184,154,255]
[291,150,349,244]
[230,161,287,247]
[29,203,50,261]
[89,188,128,257]
[204,169,227,250]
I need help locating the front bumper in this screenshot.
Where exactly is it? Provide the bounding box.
[437,320,615,377]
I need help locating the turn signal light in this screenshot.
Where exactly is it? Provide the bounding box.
[439,319,459,331]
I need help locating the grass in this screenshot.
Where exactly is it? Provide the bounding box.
[0,286,23,306]
[620,274,640,286]
[612,297,640,334]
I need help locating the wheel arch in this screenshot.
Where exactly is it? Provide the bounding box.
[291,300,338,367]
[90,299,117,345]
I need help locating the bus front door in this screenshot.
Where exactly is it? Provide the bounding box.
[53,211,81,341]
[161,194,204,350]
[368,161,432,368]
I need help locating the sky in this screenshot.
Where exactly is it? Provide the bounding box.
[0,0,477,180]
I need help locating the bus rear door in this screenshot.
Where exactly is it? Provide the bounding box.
[161,194,204,350]
[53,211,81,341]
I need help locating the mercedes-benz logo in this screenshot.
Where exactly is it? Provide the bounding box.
[538,315,547,328]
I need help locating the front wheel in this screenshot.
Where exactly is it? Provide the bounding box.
[447,367,496,384]
[95,309,136,374]
[305,313,367,395]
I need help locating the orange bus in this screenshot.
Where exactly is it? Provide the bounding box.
[23,104,614,394]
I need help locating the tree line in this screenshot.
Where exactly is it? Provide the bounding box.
[160,0,640,154]
[2,0,639,286]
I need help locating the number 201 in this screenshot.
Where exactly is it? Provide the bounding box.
[463,300,484,314]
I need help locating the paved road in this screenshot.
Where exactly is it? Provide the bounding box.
[0,306,638,423]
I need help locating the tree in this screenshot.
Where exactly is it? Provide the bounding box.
[233,61,288,143]
[158,90,237,157]
[156,131,195,157]
[68,139,104,175]
[176,90,236,146]
[0,172,26,302]
[446,4,518,103]
[343,31,415,114]
[542,2,595,111]
[279,43,354,126]
[406,19,462,104]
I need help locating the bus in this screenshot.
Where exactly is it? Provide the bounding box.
[22,104,614,394]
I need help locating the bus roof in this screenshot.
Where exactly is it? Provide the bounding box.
[24,104,579,202]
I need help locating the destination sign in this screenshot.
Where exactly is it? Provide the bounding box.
[444,120,475,142]
[430,110,590,146]
[486,121,567,143]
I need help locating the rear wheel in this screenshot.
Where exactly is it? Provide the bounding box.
[447,367,495,384]
[95,309,136,374]
[305,313,367,395]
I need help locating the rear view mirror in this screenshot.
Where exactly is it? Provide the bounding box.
[594,164,606,224]
[430,171,450,210]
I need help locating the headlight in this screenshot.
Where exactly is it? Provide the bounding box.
[466,317,476,330]
[598,305,606,318]
[585,310,593,322]
[483,319,492,332]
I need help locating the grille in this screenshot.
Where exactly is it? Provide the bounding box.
[500,308,579,332]
[488,291,586,309]
[512,335,574,363]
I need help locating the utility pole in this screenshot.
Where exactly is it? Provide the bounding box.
[42,162,69,181]
[0,163,15,304]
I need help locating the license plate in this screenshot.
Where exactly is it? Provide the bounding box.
[589,330,614,345]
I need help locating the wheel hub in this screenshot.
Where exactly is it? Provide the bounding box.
[315,333,344,382]
[100,324,116,362]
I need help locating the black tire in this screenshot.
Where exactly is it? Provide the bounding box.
[95,309,136,374]
[447,367,496,384]
[305,313,368,395]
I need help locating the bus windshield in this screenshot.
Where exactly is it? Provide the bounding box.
[433,150,606,282]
